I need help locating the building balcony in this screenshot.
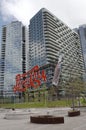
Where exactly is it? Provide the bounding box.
[45,42,61,50]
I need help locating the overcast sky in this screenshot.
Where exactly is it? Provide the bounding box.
[0,0,86,28]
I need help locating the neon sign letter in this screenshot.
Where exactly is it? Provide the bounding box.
[13,65,46,92]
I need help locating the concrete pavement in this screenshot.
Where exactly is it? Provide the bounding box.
[0,107,86,130]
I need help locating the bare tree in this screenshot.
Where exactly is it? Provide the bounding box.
[66,77,85,110]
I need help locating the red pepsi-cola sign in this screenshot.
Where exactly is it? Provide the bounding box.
[13,65,46,92]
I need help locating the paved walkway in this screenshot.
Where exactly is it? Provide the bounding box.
[0,107,86,130]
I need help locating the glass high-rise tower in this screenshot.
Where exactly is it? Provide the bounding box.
[74,25,86,70]
[0,21,29,96]
[29,8,85,88]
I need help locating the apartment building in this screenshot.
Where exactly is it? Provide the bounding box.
[29,8,85,90]
[0,21,29,96]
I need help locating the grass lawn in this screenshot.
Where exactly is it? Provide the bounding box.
[0,99,71,109]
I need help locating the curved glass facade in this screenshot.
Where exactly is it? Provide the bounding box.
[0,21,29,96]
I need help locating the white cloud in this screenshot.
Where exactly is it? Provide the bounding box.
[0,0,37,25]
[0,0,86,28]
